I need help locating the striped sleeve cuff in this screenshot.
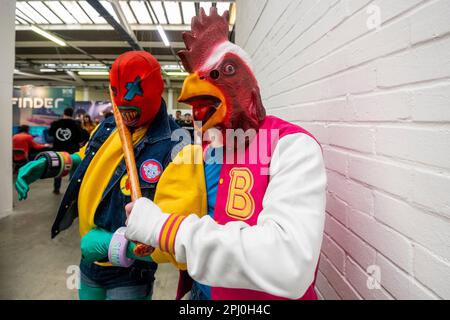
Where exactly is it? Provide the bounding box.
[158,214,186,255]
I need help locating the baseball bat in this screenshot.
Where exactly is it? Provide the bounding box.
[110,86,154,257]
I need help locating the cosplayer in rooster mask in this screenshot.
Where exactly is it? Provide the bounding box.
[15,51,179,300]
[124,8,327,300]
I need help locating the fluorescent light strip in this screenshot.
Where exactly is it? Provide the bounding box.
[61,1,93,24]
[164,1,182,24]
[157,25,170,47]
[40,68,56,73]
[30,25,67,47]
[78,1,106,24]
[16,2,48,24]
[46,1,78,24]
[129,1,152,24]
[181,2,196,24]
[150,1,167,24]
[78,71,109,76]
[119,1,137,24]
[100,0,120,23]
[166,72,189,77]
[28,1,63,24]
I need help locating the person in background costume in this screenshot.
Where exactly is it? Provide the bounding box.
[48,107,84,195]
[124,8,327,300]
[15,51,179,300]
[12,125,50,163]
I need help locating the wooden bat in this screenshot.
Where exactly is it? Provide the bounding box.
[110,86,154,257]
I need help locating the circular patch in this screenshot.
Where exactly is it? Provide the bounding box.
[140,159,162,183]
[56,128,72,141]
[120,174,131,196]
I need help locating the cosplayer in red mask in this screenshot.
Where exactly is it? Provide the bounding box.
[15,51,178,300]
[110,51,164,127]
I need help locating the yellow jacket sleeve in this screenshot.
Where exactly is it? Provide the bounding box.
[150,144,208,270]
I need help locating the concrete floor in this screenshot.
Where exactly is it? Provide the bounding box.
[0,177,179,299]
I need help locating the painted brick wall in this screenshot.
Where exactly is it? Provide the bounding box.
[235,0,450,300]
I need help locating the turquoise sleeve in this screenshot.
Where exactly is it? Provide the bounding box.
[70,154,82,174]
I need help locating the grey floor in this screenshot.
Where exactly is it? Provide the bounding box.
[0,177,179,300]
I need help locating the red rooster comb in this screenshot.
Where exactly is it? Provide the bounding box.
[178,7,230,73]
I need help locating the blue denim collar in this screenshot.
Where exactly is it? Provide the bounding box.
[141,99,172,145]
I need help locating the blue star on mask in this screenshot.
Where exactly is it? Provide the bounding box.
[124,76,144,101]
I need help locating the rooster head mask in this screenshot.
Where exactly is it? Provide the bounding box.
[178,7,266,134]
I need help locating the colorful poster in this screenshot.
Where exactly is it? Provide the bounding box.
[12,85,75,127]
[74,101,112,123]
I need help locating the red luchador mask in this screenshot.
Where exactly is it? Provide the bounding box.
[110,51,164,127]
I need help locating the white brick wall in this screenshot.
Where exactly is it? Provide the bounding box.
[236,0,450,300]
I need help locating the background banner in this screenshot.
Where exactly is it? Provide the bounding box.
[12,85,75,127]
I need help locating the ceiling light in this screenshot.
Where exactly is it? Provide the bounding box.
[30,25,67,47]
[163,64,182,71]
[78,71,110,76]
[166,72,189,77]
[40,68,56,73]
[157,25,170,47]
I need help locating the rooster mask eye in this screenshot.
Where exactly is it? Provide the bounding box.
[223,63,236,76]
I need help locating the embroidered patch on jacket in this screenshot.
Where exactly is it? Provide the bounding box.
[140,159,162,183]
[120,174,131,196]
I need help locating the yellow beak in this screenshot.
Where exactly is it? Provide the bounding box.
[178,72,227,132]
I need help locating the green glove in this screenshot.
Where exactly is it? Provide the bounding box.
[15,158,47,201]
[80,228,113,264]
[15,154,82,201]
[80,227,152,264]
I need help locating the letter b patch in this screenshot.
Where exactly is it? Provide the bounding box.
[226,168,255,220]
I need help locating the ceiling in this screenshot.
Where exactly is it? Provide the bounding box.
[14,0,236,89]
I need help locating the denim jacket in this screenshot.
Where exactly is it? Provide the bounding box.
[51,101,179,238]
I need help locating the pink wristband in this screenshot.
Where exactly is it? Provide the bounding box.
[108,227,135,267]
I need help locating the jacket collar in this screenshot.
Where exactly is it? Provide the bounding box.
[142,99,172,145]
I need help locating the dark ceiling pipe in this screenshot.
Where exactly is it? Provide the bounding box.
[86,0,142,52]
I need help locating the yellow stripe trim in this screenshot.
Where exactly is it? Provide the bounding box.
[159,214,178,252]
[167,216,184,255]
